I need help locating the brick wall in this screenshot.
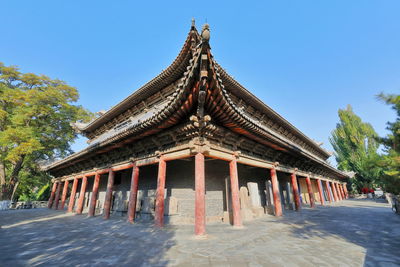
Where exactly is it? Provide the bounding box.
[70,158,302,224]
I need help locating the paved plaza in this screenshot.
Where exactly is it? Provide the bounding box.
[0,199,399,266]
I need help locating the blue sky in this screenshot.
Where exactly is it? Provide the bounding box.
[2,1,399,164]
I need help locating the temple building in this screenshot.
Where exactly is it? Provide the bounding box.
[45,21,349,236]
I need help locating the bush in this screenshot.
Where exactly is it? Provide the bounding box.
[18,193,32,202]
[36,184,50,201]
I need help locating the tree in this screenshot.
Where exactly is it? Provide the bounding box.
[329,105,383,192]
[377,93,400,194]
[0,62,92,200]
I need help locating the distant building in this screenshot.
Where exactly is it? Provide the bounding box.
[45,22,349,236]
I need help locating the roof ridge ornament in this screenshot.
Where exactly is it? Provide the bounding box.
[191,18,196,29]
[201,23,210,42]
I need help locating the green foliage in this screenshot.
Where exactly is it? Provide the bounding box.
[18,193,31,202]
[331,95,400,195]
[376,93,400,194]
[0,62,93,200]
[36,183,50,201]
[377,93,400,153]
[15,161,52,201]
[329,105,384,191]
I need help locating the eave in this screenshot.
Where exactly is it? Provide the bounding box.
[45,23,347,180]
[78,26,200,136]
[43,44,203,172]
[217,67,331,159]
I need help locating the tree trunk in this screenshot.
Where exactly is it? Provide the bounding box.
[4,157,25,200]
[0,160,6,201]
[10,181,19,202]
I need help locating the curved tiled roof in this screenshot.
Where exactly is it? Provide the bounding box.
[79,26,200,134]
[45,23,347,179]
[80,24,329,159]
[217,67,331,159]
[44,39,203,171]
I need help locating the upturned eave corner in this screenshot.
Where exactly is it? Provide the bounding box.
[45,21,348,182]
[77,23,201,140]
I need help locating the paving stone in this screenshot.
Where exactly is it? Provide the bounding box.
[0,199,399,266]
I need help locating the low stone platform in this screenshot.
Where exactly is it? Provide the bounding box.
[0,199,399,266]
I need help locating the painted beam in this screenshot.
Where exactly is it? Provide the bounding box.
[56,148,192,183]
[206,146,346,183]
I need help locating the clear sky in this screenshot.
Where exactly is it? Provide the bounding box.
[2,1,399,164]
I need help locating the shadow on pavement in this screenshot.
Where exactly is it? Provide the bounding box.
[278,200,400,267]
[0,209,175,266]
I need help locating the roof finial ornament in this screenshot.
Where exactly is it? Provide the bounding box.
[201,23,210,42]
[191,18,195,28]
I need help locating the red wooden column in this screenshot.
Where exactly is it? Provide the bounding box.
[331,182,339,202]
[88,173,101,217]
[53,182,62,210]
[331,182,337,201]
[337,184,343,200]
[155,156,166,227]
[229,157,243,227]
[340,184,346,199]
[59,180,70,210]
[335,183,342,201]
[270,168,283,216]
[325,181,333,203]
[76,176,88,214]
[48,182,58,209]
[305,176,315,208]
[336,183,342,201]
[342,184,347,198]
[127,165,139,223]
[339,184,346,200]
[103,170,115,220]
[291,173,301,211]
[67,178,78,213]
[343,183,349,199]
[195,153,206,235]
[317,179,325,206]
